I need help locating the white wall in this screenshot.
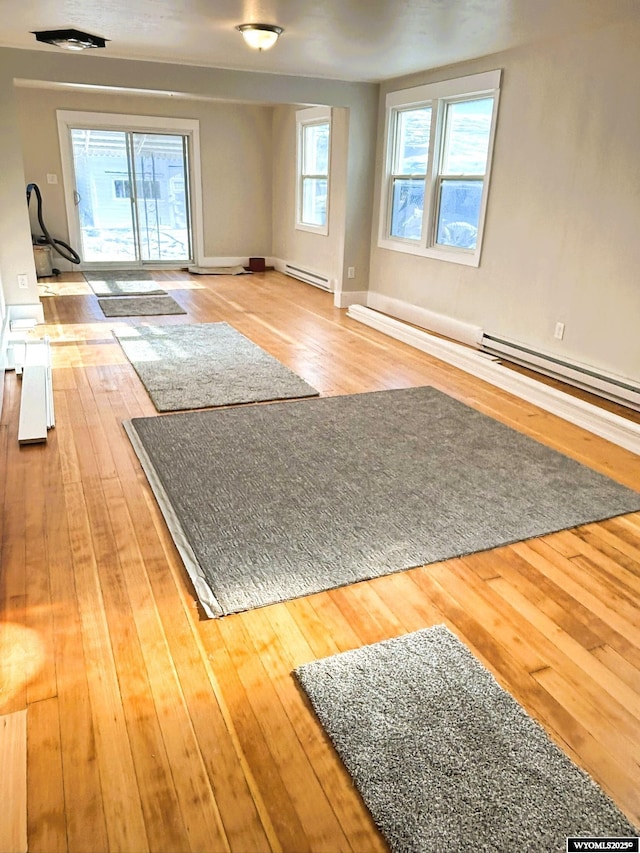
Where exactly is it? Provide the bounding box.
[369,20,640,384]
[0,76,39,306]
[16,87,274,262]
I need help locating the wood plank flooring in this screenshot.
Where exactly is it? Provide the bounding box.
[1,269,639,851]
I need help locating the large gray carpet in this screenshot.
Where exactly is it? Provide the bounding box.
[84,269,167,297]
[295,625,638,852]
[99,295,186,317]
[115,322,319,412]
[123,386,640,617]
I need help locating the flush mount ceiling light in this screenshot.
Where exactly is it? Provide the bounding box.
[236,23,283,51]
[31,28,108,51]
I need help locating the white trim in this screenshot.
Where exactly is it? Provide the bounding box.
[17,338,54,445]
[385,70,503,109]
[56,110,205,266]
[367,291,483,347]
[197,256,250,268]
[8,303,45,324]
[347,306,640,456]
[379,71,501,268]
[0,301,9,421]
[334,290,368,309]
[295,106,331,236]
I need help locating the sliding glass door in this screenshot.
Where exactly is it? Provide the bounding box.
[69,128,192,264]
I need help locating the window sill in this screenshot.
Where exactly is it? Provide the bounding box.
[377,237,481,267]
[296,222,329,236]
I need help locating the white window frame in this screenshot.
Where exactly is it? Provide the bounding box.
[296,106,331,236]
[57,110,204,267]
[378,70,501,267]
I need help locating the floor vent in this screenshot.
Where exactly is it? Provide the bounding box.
[482,334,640,411]
[284,263,332,292]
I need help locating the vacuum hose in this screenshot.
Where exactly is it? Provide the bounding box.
[26,182,81,265]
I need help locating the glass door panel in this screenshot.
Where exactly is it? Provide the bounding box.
[70,129,138,263]
[69,128,192,265]
[131,133,192,262]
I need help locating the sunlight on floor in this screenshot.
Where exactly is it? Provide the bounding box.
[0,623,45,710]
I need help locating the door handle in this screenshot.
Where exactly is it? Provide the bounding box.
[73,190,81,206]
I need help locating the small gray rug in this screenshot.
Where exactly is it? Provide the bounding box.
[295,625,638,852]
[84,269,167,297]
[123,386,640,617]
[99,295,186,317]
[114,322,319,412]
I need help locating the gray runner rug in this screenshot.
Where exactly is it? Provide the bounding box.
[123,386,640,617]
[84,269,167,297]
[99,295,186,317]
[114,322,319,412]
[295,625,638,852]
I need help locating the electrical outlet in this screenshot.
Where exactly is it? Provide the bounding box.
[347,266,355,279]
[17,274,29,289]
[46,173,58,185]
[554,321,565,340]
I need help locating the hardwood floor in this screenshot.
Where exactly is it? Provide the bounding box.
[2,269,639,852]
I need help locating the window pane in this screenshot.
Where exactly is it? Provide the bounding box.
[436,179,483,248]
[70,128,137,263]
[394,107,431,174]
[132,132,191,262]
[441,98,493,175]
[302,177,327,226]
[390,178,425,240]
[303,123,329,175]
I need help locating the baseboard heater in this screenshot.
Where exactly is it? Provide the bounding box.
[284,263,332,292]
[482,334,640,411]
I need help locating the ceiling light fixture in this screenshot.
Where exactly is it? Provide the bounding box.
[236,23,283,51]
[31,28,108,51]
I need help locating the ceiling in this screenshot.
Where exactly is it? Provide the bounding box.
[2,0,638,83]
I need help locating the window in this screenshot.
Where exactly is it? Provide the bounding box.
[296,107,331,234]
[379,70,501,266]
[113,177,162,200]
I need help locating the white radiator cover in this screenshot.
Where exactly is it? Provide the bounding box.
[366,292,483,347]
[482,334,640,411]
[283,263,333,292]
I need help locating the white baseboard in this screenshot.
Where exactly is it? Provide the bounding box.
[9,303,45,324]
[197,256,252,268]
[347,305,640,456]
[366,291,483,347]
[334,290,368,308]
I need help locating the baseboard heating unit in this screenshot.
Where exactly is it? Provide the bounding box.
[284,263,332,292]
[347,306,640,454]
[482,334,640,411]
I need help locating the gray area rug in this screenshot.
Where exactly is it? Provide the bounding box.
[99,295,186,317]
[295,625,638,852]
[84,269,167,297]
[123,386,640,617]
[114,322,319,412]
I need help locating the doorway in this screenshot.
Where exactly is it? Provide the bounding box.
[58,111,202,269]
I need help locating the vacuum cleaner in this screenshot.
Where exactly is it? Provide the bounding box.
[26,182,81,276]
